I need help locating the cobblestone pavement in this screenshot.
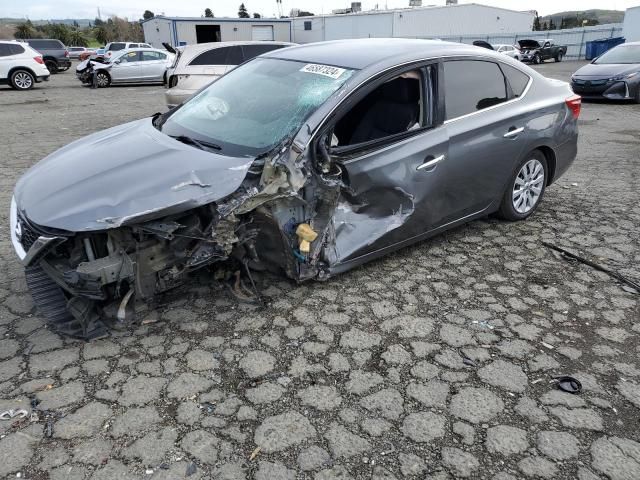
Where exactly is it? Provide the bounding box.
[0,61,639,480]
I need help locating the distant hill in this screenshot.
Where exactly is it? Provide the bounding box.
[0,18,94,27]
[541,9,624,27]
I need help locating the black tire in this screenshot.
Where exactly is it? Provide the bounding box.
[9,69,35,90]
[635,85,640,105]
[555,52,563,62]
[498,150,548,221]
[533,53,542,65]
[95,71,111,88]
[45,60,58,74]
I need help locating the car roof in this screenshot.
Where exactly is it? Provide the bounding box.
[264,38,503,70]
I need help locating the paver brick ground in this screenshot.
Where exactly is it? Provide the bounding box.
[0,62,638,478]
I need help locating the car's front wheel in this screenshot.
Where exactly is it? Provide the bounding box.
[498,151,548,221]
[533,53,542,65]
[10,70,35,90]
[634,85,640,104]
[95,71,111,88]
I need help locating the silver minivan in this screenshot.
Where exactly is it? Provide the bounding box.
[164,41,294,108]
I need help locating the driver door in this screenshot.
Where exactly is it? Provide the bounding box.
[111,51,142,82]
[324,63,452,264]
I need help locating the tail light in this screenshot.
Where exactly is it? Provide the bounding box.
[565,95,582,119]
[34,56,44,64]
[64,50,69,57]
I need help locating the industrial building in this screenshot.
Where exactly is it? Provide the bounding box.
[623,5,640,42]
[142,17,292,48]
[290,3,534,43]
[142,4,534,48]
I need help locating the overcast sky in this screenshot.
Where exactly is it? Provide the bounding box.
[2,0,638,20]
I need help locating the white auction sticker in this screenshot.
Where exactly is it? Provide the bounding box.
[300,63,346,79]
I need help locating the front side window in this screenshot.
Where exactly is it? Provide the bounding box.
[332,69,427,147]
[161,58,354,156]
[594,45,640,64]
[444,60,508,120]
[117,51,140,63]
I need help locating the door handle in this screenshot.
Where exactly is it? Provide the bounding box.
[417,154,445,171]
[504,127,524,138]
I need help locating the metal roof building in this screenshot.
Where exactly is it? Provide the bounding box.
[142,16,292,48]
[290,3,535,43]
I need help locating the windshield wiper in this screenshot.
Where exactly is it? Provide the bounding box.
[171,135,222,152]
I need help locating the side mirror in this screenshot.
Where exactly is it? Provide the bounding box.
[114,59,121,64]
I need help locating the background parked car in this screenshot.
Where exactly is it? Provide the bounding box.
[571,41,640,103]
[0,40,50,90]
[494,44,522,61]
[25,38,71,73]
[164,41,294,108]
[68,46,92,59]
[104,41,152,62]
[518,39,567,64]
[76,48,174,88]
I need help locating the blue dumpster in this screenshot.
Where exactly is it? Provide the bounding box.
[585,37,626,60]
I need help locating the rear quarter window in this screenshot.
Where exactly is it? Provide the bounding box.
[9,44,26,55]
[189,47,230,66]
[500,64,530,98]
[443,60,509,120]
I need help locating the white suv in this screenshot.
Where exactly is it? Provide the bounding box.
[0,40,50,90]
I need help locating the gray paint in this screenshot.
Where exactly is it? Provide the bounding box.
[13,38,578,279]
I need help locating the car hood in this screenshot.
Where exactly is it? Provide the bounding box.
[518,40,541,50]
[573,63,640,78]
[14,118,254,232]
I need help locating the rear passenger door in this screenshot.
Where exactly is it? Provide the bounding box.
[139,50,167,81]
[442,59,532,220]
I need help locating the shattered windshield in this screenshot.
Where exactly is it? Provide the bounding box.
[594,46,640,64]
[161,58,355,156]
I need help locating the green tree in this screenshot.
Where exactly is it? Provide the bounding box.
[94,17,104,26]
[238,3,250,18]
[68,29,88,46]
[205,8,214,17]
[532,16,541,31]
[14,20,35,39]
[143,10,154,20]
[549,19,556,30]
[542,21,548,30]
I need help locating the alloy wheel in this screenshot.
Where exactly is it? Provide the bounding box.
[512,159,544,214]
[14,72,33,89]
[96,73,109,87]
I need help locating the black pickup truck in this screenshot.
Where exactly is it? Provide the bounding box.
[518,39,568,64]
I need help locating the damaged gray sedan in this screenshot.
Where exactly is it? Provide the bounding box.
[10,39,580,339]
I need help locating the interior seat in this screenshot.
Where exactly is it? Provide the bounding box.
[349,77,420,145]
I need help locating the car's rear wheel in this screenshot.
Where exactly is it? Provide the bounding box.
[96,71,111,88]
[555,52,563,62]
[10,70,35,90]
[45,60,58,74]
[498,151,548,221]
[533,53,542,65]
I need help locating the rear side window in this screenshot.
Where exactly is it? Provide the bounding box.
[28,39,62,49]
[9,44,25,55]
[189,47,230,66]
[443,60,508,120]
[225,46,243,65]
[500,64,530,98]
[242,44,284,61]
[141,51,166,61]
[109,43,126,51]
